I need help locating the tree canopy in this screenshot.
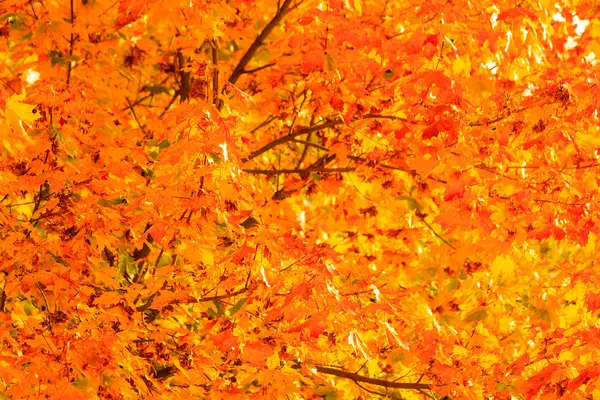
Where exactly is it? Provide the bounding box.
[1,0,600,399]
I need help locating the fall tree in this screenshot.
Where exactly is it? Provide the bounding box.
[1,0,600,398]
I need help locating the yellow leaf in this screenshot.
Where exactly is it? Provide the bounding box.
[1,94,40,155]
[202,251,214,266]
[6,93,40,127]
[490,255,515,285]
[266,352,280,369]
[452,54,471,77]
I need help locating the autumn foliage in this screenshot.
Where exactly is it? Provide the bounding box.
[1,0,600,398]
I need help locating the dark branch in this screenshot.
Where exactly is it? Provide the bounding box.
[362,113,410,123]
[66,0,75,84]
[136,275,251,311]
[242,62,277,74]
[209,40,219,106]
[243,166,355,175]
[468,107,528,126]
[0,78,19,94]
[243,119,343,162]
[177,50,192,102]
[227,0,293,87]
[294,364,431,391]
[292,138,328,151]
[251,115,278,133]
[415,210,457,251]
[125,97,146,133]
[243,113,426,163]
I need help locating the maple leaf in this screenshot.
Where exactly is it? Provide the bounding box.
[115,0,147,29]
[3,0,600,399]
[444,171,476,201]
[0,94,40,154]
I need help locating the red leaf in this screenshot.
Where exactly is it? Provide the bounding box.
[424,34,439,47]
[586,292,600,312]
[498,7,538,21]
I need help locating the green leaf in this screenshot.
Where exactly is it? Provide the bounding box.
[99,196,127,207]
[325,52,336,72]
[158,139,170,149]
[208,300,224,318]
[316,384,340,400]
[49,125,64,142]
[447,276,460,291]
[23,299,35,316]
[71,377,89,390]
[1,13,24,30]
[465,308,487,322]
[208,152,222,164]
[117,250,137,281]
[535,308,552,323]
[227,297,247,316]
[49,50,66,67]
[398,195,423,211]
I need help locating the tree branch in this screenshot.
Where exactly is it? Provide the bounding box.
[294,364,431,391]
[242,62,277,74]
[242,119,343,162]
[0,287,5,313]
[468,107,528,126]
[243,113,424,163]
[227,0,293,87]
[66,0,75,85]
[251,114,278,133]
[177,50,192,102]
[136,274,251,311]
[209,40,219,106]
[126,97,146,133]
[292,138,328,151]
[415,210,457,250]
[362,113,410,123]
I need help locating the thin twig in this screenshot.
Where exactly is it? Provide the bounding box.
[30,183,47,228]
[242,63,277,74]
[136,273,251,312]
[159,93,179,119]
[120,77,170,111]
[292,138,328,151]
[415,211,457,250]
[35,282,53,333]
[251,115,278,133]
[243,119,343,162]
[362,113,410,123]
[468,107,528,126]
[243,166,355,175]
[563,163,600,170]
[473,164,518,181]
[0,78,19,93]
[354,381,405,399]
[126,97,146,133]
